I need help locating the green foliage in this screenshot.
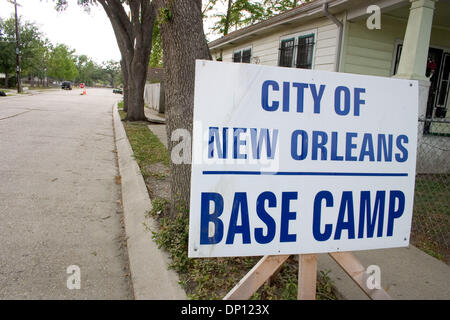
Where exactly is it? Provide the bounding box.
[150,211,338,300]
[280,277,298,300]
[123,121,171,170]
[207,0,308,37]
[211,0,265,36]
[262,0,305,17]
[17,20,45,75]
[158,5,174,25]
[0,10,121,87]
[316,270,336,300]
[152,213,191,274]
[0,16,50,84]
[47,44,78,81]
[26,38,52,80]
[75,55,95,85]
[149,198,169,217]
[103,60,121,87]
[74,55,114,86]
[149,22,163,68]
[0,18,16,80]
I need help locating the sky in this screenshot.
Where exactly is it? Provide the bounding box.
[0,0,224,64]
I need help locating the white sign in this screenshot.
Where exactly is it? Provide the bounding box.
[189,60,418,258]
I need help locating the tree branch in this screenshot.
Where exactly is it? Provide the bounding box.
[97,0,133,57]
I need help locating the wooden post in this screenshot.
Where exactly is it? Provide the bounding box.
[224,252,391,300]
[223,255,290,300]
[297,254,318,300]
[329,252,391,300]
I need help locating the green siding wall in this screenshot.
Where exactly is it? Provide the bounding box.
[342,15,450,77]
[342,16,406,77]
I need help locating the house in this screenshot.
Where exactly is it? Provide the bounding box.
[208,0,450,138]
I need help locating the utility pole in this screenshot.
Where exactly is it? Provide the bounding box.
[13,0,22,93]
[7,0,22,93]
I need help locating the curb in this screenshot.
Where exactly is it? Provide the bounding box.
[112,104,187,300]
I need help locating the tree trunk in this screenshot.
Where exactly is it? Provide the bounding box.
[5,72,9,88]
[126,61,147,121]
[155,0,212,217]
[125,39,151,121]
[120,58,129,112]
[97,0,155,121]
[224,0,233,36]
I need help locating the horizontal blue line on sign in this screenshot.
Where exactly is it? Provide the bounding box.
[202,171,408,177]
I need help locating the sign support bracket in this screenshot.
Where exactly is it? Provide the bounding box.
[223,252,391,300]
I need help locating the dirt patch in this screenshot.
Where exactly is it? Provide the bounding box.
[143,162,171,200]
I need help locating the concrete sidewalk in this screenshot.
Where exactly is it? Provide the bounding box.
[144,107,165,124]
[318,246,450,299]
[114,105,186,300]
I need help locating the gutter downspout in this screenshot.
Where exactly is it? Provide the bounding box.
[322,2,343,72]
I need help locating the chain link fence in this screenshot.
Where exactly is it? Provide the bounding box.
[413,118,450,264]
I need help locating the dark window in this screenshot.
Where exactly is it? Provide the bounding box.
[242,48,252,63]
[434,53,449,118]
[437,54,450,107]
[279,38,295,67]
[393,44,403,75]
[296,34,314,69]
[233,48,252,63]
[233,51,242,63]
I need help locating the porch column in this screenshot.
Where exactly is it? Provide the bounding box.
[395,0,437,81]
[394,0,438,171]
[395,0,437,126]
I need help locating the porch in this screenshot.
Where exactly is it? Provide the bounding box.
[343,0,450,135]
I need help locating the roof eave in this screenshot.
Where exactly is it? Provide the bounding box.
[208,0,349,51]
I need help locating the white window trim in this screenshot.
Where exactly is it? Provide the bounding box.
[233,45,253,63]
[391,39,403,76]
[279,29,317,69]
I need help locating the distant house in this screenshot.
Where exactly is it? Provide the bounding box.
[208,0,450,137]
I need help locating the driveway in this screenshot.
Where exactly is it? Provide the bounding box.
[0,88,132,299]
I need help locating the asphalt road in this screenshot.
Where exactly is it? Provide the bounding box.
[0,88,133,299]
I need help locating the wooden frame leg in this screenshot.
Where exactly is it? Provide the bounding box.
[223,255,290,300]
[297,254,318,300]
[223,251,391,300]
[329,252,391,300]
